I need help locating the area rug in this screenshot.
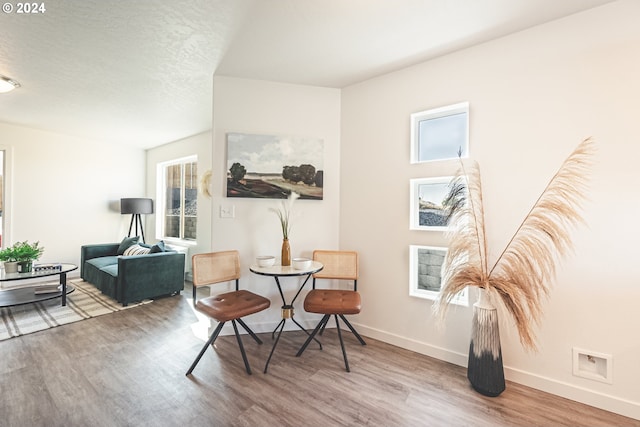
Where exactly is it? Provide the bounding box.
[0,280,149,341]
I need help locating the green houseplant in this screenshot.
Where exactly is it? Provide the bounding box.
[7,241,44,273]
[0,245,20,273]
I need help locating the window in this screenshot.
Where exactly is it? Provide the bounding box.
[410,102,469,163]
[409,245,467,305]
[158,156,197,242]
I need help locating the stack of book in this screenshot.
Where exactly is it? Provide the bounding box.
[34,263,62,273]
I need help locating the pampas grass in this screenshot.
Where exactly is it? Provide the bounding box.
[434,138,595,351]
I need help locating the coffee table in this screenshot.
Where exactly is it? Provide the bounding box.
[0,263,77,307]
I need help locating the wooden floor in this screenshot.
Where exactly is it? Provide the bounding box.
[0,284,637,427]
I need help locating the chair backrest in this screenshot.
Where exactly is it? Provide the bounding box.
[312,250,358,287]
[192,250,241,288]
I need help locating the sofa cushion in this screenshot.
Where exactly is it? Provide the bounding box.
[117,236,140,255]
[149,240,167,253]
[123,244,151,256]
[86,256,119,269]
[83,256,119,297]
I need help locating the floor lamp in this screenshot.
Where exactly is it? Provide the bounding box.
[121,198,154,243]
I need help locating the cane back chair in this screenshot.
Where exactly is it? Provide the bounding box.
[296,250,366,372]
[186,250,270,376]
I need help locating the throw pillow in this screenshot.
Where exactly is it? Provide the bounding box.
[117,236,140,255]
[123,244,151,256]
[149,240,166,253]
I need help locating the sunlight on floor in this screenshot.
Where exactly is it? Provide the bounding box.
[185,297,212,342]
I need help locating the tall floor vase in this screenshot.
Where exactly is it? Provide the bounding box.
[467,288,506,397]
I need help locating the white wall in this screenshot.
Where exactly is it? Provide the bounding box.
[340,0,640,419]
[145,131,213,277]
[0,121,145,271]
[211,76,341,331]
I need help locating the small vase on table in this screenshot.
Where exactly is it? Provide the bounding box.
[281,238,291,266]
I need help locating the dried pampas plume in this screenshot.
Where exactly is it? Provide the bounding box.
[433,138,595,351]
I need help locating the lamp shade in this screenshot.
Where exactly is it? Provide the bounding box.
[120,198,154,214]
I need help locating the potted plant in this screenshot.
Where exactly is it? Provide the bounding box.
[11,241,44,273]
[0,245,19,273]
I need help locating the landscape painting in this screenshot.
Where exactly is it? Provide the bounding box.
[226,133,324,200]
[409,177,453,230]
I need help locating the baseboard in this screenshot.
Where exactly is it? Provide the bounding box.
[350,322,640,421]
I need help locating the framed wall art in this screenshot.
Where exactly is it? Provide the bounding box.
[226,132,324,200]
[409,177,452,231]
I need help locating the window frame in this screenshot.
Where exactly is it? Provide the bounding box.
[156,155,198,244]
[409,244,468,306]
[410,102,469,164]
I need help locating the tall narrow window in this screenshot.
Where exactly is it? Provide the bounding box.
[159,156,197,241]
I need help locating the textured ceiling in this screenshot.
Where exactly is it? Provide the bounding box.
[0,0,614,148]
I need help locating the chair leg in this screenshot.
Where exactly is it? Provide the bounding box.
[236,318,263,345]
[186,321,225,376]
[339,314,367,346]
[319,318,328,336]
[296,314,330,357]
[334,315,350,372]
[192,285,197,306]
[232,320,252,375]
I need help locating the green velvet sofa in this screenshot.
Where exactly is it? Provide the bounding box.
[80,239,185,306]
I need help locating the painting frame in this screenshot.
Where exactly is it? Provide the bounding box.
[226,132,324,200]
[409,176,453,231]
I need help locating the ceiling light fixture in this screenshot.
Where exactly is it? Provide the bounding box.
[0,75,21,93]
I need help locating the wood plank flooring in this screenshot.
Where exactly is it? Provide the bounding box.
[0,283,637,427]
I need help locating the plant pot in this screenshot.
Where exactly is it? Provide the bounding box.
[467,288,506,397]
[4,261,19,274]
[18,260,33,273]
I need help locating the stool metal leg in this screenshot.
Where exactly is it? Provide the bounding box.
[186,321,225,376]
[339,314,367,346]
[296,314,330,357]
[232,319,252,375]
[237,318,263,345]
[335,315,350,372]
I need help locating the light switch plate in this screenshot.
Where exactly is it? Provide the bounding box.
[220,205,235,218]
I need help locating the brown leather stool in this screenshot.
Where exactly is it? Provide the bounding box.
[296,250,366,372]
[186,251,270,376]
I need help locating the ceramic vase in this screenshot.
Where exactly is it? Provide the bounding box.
[281,238,291,266]
[467,288,506,397]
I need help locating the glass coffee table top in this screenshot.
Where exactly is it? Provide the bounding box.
[0,263,77,307]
